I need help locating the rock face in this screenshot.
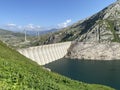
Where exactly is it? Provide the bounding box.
[38,0,120,44]
[65,42,120,60]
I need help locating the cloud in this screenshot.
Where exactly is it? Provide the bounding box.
[0,23,39,32]
[24,24,34,30]
[58,19,72,28]
[6,23,17,27]
[24,24,41,31]
[66,19,72,23]
[2,22,66,32]
[4,23,18,31]
[1,23,43,31]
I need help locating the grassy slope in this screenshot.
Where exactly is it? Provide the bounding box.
[0,41,115,90]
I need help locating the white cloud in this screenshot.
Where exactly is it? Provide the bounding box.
[2,23,42,31]
[66,19,72,23]
[24,24,41,31]
[24,24,34,30]
[18,25,22,29]
[58,19,72,28]
[6,23,17,27]
[4,23,18,31]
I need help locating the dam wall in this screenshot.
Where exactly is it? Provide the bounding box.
[18,42,71,65]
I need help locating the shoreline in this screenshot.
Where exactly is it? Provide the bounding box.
[65,57,120,61]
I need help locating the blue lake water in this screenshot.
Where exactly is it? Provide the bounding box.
[44,58,120,90]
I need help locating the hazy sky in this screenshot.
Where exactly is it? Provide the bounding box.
[0,0,116,31]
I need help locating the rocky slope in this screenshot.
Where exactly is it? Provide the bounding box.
[65,42,120,60]
[35,0,120,45]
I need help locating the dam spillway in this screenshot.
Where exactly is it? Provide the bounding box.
[18,42,71,65]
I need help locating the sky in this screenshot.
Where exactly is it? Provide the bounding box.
[0,0,116,31]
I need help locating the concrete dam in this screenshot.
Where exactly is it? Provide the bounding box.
[18,42,71,65]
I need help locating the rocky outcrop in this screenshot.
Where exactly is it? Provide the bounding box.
[66,42,120,60]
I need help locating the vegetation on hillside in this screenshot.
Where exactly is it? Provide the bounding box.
[107,20,120,42]
[0,29,38,48]
[0,40,115,90]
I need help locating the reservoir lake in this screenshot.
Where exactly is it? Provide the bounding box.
[44,58,120,90]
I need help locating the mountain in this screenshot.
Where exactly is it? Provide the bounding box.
[0,29,39,48]
[36,0,120,44]
[0,28,60,47]
[26,28,58,36]
[0,29,26,47]
[0,29,25,37]
[0,41,114,90]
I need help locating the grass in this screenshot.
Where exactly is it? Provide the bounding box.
[0,40,115,90]
[107,20,120,42]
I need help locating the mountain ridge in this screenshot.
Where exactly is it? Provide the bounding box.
[33,0,120,45]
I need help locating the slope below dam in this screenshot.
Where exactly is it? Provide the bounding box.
[18,42,71,65]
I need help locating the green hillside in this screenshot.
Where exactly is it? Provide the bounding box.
[0,41,115,90]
